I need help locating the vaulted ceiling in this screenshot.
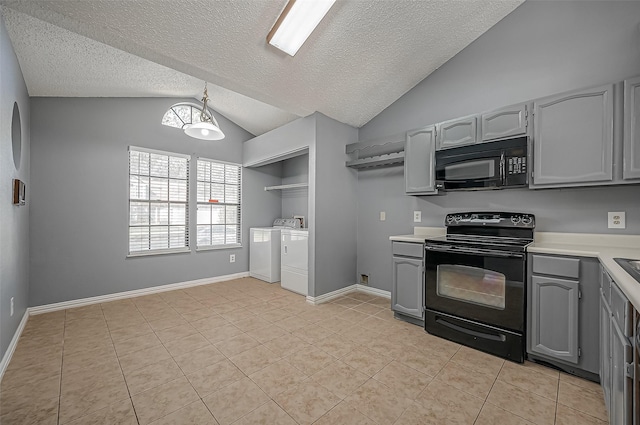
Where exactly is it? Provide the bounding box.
[1,0,523,136]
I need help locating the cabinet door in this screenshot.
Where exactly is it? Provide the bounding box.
[392,256,424,319]
[481,103,529,142]
[600,291,612,414]
[436,115,478,150]
[405,126,437,194]
[530,276,579,364]
[624,76,640,180]
[532,84,614,187]
[611,319,633,425]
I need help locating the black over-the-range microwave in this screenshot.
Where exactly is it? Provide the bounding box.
[435,136,528,191]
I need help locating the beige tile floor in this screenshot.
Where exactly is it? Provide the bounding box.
[0,277,609,425]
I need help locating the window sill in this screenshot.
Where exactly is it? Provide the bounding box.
[196,244,242,252]
[127,248,191,258]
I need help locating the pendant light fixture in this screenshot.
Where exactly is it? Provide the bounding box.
[184,83,225,141]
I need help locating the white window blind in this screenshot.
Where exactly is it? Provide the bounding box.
[128,148,189,255]
[196,159,242,248]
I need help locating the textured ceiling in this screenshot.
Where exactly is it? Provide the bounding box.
[1,0,523,136]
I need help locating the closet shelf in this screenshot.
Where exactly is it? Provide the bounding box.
[264,182,309,191]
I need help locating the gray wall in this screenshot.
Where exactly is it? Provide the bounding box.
[0,14,30,362]
[281,153,309,222]
[313,113,358,297]
[357,1,640,293]
[29,97,281,306]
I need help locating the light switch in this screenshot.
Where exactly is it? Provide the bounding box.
[380,211,386,221]
[608,211,626,229]
[414,211,422,222]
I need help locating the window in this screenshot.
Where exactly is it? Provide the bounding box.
[128,148,189,255]
[161,103,211,129]
[196,158,241,248]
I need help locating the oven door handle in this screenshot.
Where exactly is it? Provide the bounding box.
[425,245,524,259]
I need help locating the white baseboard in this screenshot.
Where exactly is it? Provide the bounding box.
[306,284,357,305]
[356,284,391,299]
[306,284,391,305]
[29,272,250,315]
[0,310,29,382]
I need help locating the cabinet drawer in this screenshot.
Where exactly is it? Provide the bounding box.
[392,242,424,258]
[531,255,580,279]
[611,282,633,337]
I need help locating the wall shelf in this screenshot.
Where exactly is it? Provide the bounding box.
[264,182,309,191]
[345,132,406,169]
[346,152,405,169]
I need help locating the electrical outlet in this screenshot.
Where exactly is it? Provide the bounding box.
[413,211,422,222]
[608,212,626,229]
[10,297,14,317]
[229,254,236,263]
[379,211,386,221]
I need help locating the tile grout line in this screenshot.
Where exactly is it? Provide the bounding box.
[56,310,67,425]
[472,358,505,425]
[554,373,561,425]
[107,300,148,425]
[141,293,222,423]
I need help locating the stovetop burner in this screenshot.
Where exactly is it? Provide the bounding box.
[425,212,535,252]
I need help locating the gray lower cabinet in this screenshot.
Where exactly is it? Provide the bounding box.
[529,275,579,363]
[436,114,478,150]
[611,318,633,425]
[600,269,634,425]
[624,76,640,180]
[391,242,424,320]
[527,254,600,378]
[481,102,529,142]
[531,84,614,188]
[405,126,437,195]
[600,290,612,413]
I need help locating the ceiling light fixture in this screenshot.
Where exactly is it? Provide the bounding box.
[267,0,336,56]
[184,83,225,141]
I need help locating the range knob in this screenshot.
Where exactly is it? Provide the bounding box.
[522,215,533,225]
[511,215,521,224]
[455,215,462,222]
[446,215,454,224]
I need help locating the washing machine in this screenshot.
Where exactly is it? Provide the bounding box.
[249,219,299,283]
[281,229,308,295]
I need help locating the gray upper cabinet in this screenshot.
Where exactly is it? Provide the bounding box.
[436,115,478,150]
[405,126,437,194]
[481,103,529,142]
[531,84,614,188]
[624,76,640,180]
[529,275,580,364]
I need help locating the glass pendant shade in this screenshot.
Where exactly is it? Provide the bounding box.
[184,121,225,140]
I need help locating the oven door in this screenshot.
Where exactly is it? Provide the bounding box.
[435,149,503,190]
[424,245,526,332]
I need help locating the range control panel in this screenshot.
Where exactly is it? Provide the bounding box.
[507,156,527,175]
[445,212,535,228]
[273,218,301,229]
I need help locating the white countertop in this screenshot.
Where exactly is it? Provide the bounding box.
[390,229,640,309]
[389,226,446,243]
